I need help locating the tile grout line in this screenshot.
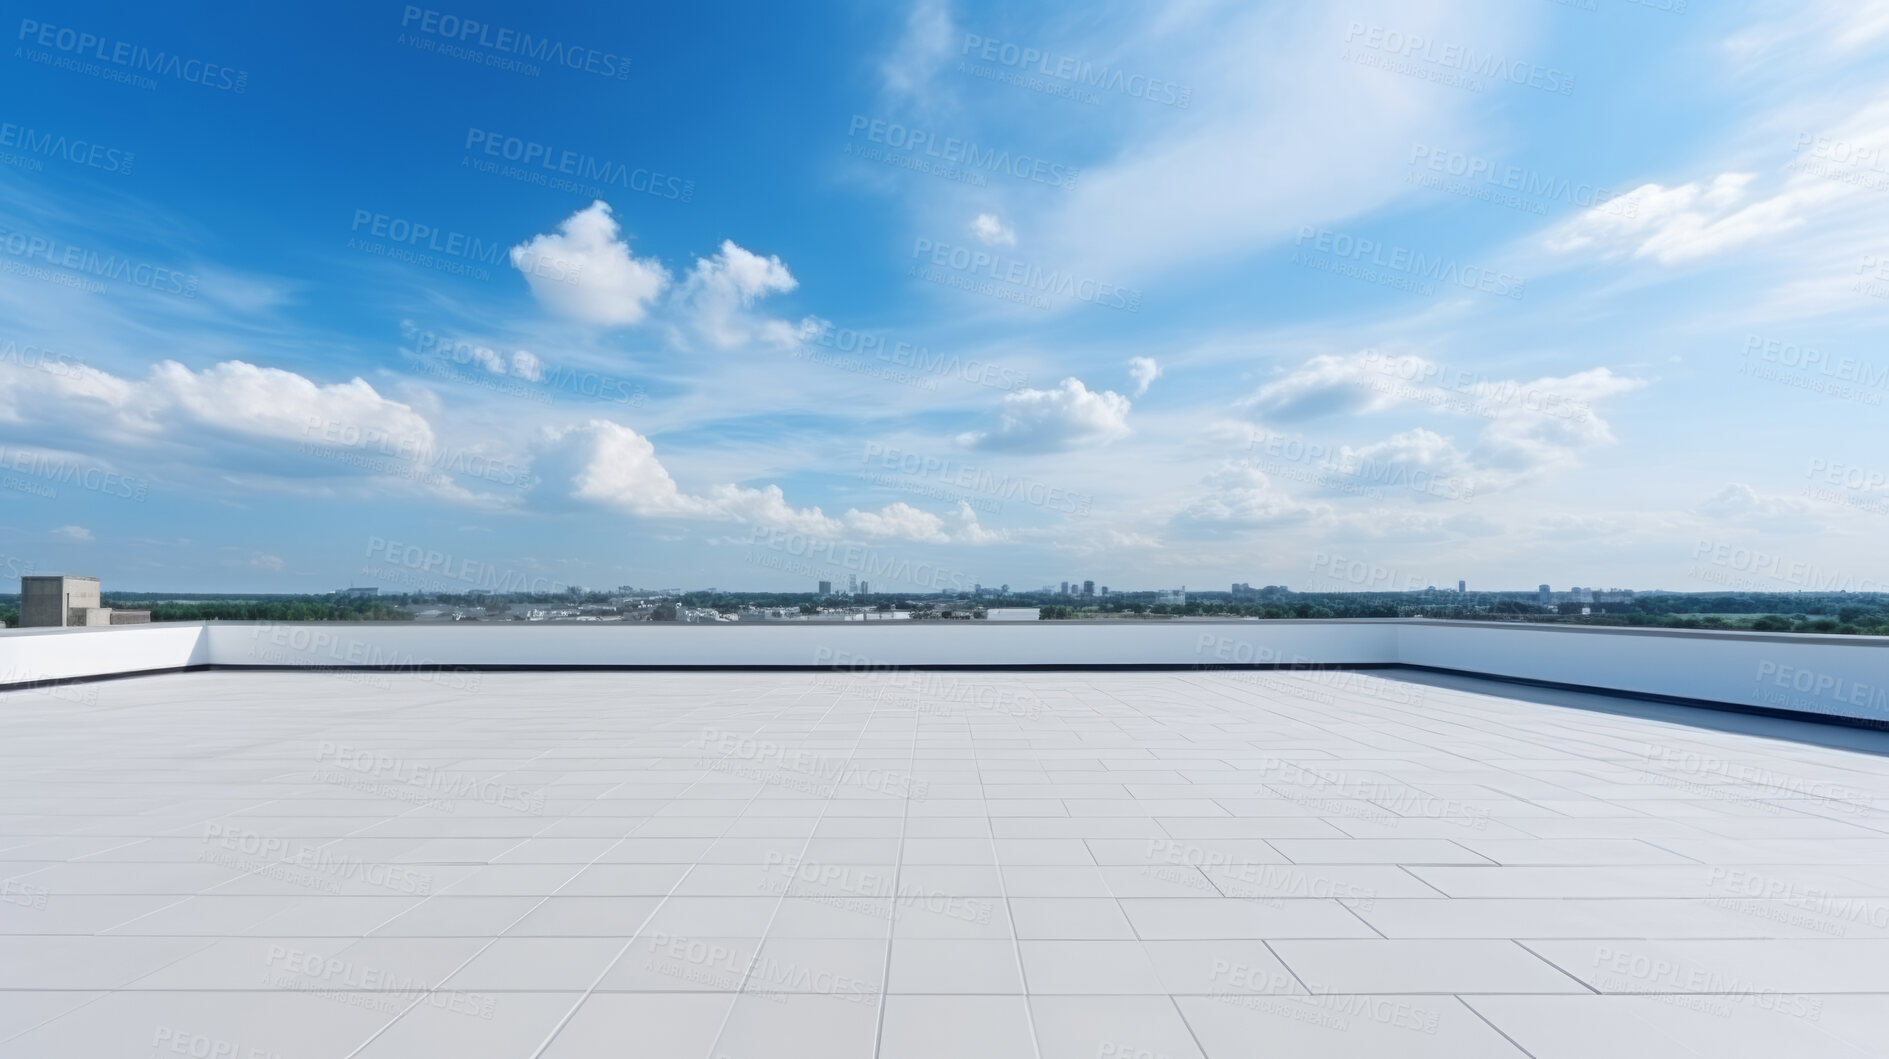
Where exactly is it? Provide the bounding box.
[870,670,924,1058]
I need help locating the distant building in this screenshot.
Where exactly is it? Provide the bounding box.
[818,580,832,595]
[858,581,869,595]
[1156,587,1187,606]
[1060,581,1070,595]
[1458,580,1466,593]
[337,586,379,598]
[1538,584,1551,603]
[1231,582,1256,599]
[1082,580,1094,597]
[20,575,149,627]
[985,607,1041,621]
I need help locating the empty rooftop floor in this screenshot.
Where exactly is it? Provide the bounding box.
[3,668,1888,1058]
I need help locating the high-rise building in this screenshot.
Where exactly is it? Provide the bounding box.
[1060,581,1069,595]
[1082,580,1094,597]
[858,581,869,595]
[1458,580,1466,593]
[818,580,831,595]
[1539,584,1551,603]
[847,574,857,594]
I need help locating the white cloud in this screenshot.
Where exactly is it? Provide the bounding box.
[1238,351,1412,421]
[1696,482,1818,530]
[1128,356,1162,397]
[0,357,533,504]
[880,0,956,102]
[511,200,670,326]
[469,346,506,374]
[510,350,544,382]
[1543,173,1829,265]
[1468,367,1644,477]
[1728,0,1889,58]
[1174,462,1325,527]
[1545,95,1889,273]
[1236,353,1646,490]
[464,348,546,381]
[149,360,436,452]
[1329,428,1478,502]
[52,525,92,542]
[674,240,807,349]
[556,420,1001,543]
[959,377,1132,452]
[972,213,1016,247]
[996,3,1522,286]
[945,500,1006,544]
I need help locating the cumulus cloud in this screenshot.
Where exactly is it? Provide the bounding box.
[152,361,434,452]
[1174,462,1325,527]
[1128,356,1161,397]
[0,357,534,504]
[959,377,1132,452]
[1467,367,1644,476]
[511,200,670,326]
[52,525,92,542]
[461,347,543,381]
[555,420,1001,543]
[1239,352,1411,421]
[674,240,810,349]
[972,213,1016,247]
[1327,428,1478,502]
[510,203,810,350]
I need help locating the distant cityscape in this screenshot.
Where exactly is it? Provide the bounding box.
[8,571,1880,638]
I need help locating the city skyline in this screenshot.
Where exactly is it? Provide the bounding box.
[4,2,1887,594]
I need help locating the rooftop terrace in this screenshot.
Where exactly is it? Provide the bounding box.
[4,662,1889,1057]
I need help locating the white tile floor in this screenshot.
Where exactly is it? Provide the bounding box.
[2,667,1888,1057]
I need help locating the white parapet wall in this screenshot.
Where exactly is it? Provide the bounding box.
[1,619,1885,727]
[0,622,210,685]
[1393,621,1889,726]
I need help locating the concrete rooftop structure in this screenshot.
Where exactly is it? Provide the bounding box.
[4,665,1889,1057]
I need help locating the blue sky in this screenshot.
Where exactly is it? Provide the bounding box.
[3,0,1887,595]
